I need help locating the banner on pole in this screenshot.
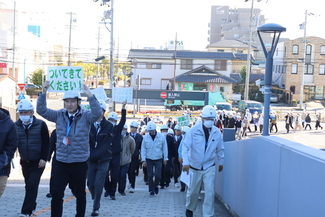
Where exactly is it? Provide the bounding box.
[176,115,190,127]
[48,66,83,92]
[112,87,133,103]
[91,86,108,101]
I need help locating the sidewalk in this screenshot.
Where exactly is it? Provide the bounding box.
[1,157,232,217]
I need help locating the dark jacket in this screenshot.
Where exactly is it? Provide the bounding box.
[166,135,175,159]
[89,118,114,163]
[173,135,182,159]
[47,129,57,162]
[130,132,143,160]
[15,116,49,162]
[111,109,126,155]
[235,120,242,129]
[227,117,236,128]
[0,108,18,177]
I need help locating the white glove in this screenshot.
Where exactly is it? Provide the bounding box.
[82,84,93,97]
[42,81,50,94]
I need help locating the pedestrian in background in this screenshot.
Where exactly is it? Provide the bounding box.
[141,121,168,197]
[0,108,18,198]
[252,111,259,132]
[87,100,113,216]
[294,113,303,132]
[182,105,224,217]
[269,112,278,133]
[258,113,264,134]
[305,113,312,130]
[315,112,323,130]
[173,125,183,188]
[118,124,135,196]
[37,81,101,217]
[301,110,307,128]
[242,115,249,138]
[16,99,49,217]
[235,116,242,140]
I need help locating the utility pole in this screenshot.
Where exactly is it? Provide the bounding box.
[173,33,177,90]
[244,0,254,100]
[68,11,73,66]
[110,0,115,111]
[12,1,16,78]
[299,10,308,109]
[96,26,100,88]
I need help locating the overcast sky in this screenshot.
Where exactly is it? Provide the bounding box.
[6,0,325,60]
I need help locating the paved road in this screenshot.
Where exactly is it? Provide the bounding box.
[1,157,232,217]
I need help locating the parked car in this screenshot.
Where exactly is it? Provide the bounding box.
[24,84,41,89]
[214,102,233,111]
[238,100,263,114]
[270,93,279,103]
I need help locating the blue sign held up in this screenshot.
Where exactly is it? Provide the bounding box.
[18,92,25,100]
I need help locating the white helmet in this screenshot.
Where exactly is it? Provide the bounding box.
[17,99,34,112]
[168,128,174,135]
[98,100,107,111]
[63,92,81,100]
[201,105,216,119]
[130,121,138,128]
[123,124,128,129]
[147,121,156,131]
[160,124,168,130]
[174,124,182,131]
[108,112,118,121]
[140,125,147,133]
[182,126,190,134]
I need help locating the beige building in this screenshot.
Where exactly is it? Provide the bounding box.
[277,36,325,101]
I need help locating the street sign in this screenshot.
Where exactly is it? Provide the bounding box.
[17,83,27,91]
[160,92,167,99]
[18,92,25,100]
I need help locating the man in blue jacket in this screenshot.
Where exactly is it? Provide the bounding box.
[104,101,126,200]
[37,81,102,217]
[87,100,113,216]
[0,108,18,198]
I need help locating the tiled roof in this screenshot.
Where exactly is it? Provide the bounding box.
[170,65,238,84]
[128,49,174,59]
[175,51,247,60]
[207,39,257,49]
[249,73,264,82]
[230,73,242,83]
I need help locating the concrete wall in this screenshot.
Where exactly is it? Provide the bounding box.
[215,136,325,217]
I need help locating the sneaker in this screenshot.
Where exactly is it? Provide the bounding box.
[110,195,116,200]
[149,191,155,197]
[129,188,135,193]
[120,192,126,196]
[175,182,180,187]
[91,210,99,216]
[127,183,131,189]
[104,191,109,197]
[154,186,159,194]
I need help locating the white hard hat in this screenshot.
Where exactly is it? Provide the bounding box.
[130,121,138,128]
[141,125,147,133]
[201,105,216,119]
[147,121,156,131]
[63,92,81,100]
[108,112,118,121]
[98,99,107,111]
[174,124,182,131]
[17,99,34,112]
[160,124,168,130]
[168,128,174,135]
[182,126,190,134]
[123,124,128,129]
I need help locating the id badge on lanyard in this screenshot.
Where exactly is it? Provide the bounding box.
[63,123,72,145]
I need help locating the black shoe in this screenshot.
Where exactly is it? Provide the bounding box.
[165,183,169,187]
[160,185,164,189]
[154,186,159,194]
[91,210,99,216]
[149,191,155,197]
[180,187,185,192]
[46,193,52,198]
[104,191,109,197]
[185,209,193,217]
[120,192,126,196]
[110,196,116,200]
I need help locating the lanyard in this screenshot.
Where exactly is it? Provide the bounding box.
[66,121,72,137]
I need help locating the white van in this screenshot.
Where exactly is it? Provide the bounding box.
[214,102,232,111]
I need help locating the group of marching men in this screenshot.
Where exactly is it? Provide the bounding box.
[0,81,225,217]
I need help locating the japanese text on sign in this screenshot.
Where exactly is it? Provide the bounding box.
[176,115,190,127]
[48,66,83,92]
[112,87,133,103]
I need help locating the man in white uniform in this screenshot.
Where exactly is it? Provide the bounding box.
[182,105,224,217]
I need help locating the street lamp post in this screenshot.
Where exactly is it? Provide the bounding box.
[257,23,286,136]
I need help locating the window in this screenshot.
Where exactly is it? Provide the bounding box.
[321,46,325,55]
[215,60,227,70]
[291,64,298,74]
[140,78,151,85]
[305,45,312,64]
[290,85,296,94]
[305,65,314,74]
[320,65,325,75]
[180,59,193,69]
[220,86,224,92]
[217,49,225,52]
[282,65,287,74]
[136,63,146,69]
[147,63,161,69]
[292,45,299,55]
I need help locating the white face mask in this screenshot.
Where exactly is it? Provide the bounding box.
[161,132,168,137]
[20,115,32,123]
[203,120,214,128]
[121,131,127,136]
